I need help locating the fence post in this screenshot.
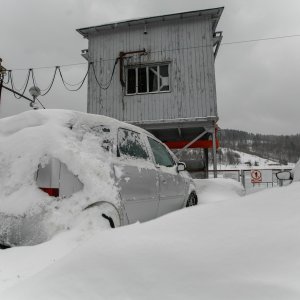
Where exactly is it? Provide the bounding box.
[241,170,245,188]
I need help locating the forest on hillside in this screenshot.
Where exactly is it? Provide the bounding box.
[218,129,300,163]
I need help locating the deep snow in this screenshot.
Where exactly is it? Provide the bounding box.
[1,110,300,299]
[1,179,300,299]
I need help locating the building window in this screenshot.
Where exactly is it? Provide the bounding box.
[126,64,170,95]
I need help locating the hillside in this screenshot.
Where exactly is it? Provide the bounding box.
[219,129,300,164]
[217,148,279,168]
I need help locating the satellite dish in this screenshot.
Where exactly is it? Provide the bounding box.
[29,86,41,98]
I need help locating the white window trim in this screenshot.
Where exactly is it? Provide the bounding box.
[125,62,171,96]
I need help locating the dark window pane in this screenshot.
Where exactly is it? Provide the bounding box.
[159,65,169,91]
[118,129,149,160]
[159,65,169,77]
[127,68,136,94]
[138,67,147,93]
[148,138,174,167]
[149,66,158,92]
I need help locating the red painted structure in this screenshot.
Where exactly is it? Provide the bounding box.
[165,139,219,149]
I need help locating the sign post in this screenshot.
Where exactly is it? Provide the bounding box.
[251,170,262,184]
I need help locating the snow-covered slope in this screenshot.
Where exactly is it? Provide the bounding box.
[218,147,295,169]
[1,180,300,299]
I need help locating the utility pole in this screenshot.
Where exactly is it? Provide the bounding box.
[0,58,7,105]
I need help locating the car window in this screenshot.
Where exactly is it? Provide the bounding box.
[148,137,175,167]
[118,128,149,160]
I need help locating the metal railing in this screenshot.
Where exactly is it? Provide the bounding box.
[190,168,293,191]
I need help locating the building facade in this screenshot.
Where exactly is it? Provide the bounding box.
[77,7,223,176]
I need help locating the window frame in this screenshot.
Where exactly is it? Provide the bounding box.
[125,62,171,96]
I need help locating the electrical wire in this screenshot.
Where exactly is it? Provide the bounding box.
[4,32,300,97]
[58,63,90,91]
[36,97,46,109]
[9,70,29,92]
[8,61,88,72]
[10,69,31,99]
[91,58,118,90]
[6,32,300,71]
[58,67,89,87]
[222,34,300,45]
[39,67,58,96]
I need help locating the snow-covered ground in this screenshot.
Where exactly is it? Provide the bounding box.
[1,179,300,299]
[1,110,300,299]
[194,178,245,203]
[217,148,295,170]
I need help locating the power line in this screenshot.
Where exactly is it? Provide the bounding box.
[91,58,119,90]
[5,33,300,71]
[10,61,88,72]
[36,97,46,109]
[2,32,300,97]
[222,34,300,45]
[58,63,90,92]
[3,59,118,96]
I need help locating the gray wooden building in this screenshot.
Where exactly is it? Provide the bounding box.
[77,7,223,176]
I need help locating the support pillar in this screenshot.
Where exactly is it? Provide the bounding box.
[204,148,209,179]
[212,127,217,178]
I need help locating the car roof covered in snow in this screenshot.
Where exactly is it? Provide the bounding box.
[0,109,156,139]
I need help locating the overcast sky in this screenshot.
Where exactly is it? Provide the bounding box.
[1,0,300,135]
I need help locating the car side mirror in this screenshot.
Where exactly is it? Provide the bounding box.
[177,162,186,172]
[276,171,292,180]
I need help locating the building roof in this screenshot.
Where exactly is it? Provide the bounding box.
[77,7,224,38]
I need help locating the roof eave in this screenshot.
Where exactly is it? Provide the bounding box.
[77,7,224,38]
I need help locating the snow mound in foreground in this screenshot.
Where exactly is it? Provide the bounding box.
[1,182,300,299]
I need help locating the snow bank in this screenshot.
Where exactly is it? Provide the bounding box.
[194,178,245,203]
[0,180,300,300]
[0,110,120,244]
[2,180,300,299]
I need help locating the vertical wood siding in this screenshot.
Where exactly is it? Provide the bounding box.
[87,17,218,122]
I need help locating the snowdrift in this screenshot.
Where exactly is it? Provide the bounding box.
[1,181,300,299]
[0,110,121,244]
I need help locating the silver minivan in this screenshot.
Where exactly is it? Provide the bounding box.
[0,112,197,247]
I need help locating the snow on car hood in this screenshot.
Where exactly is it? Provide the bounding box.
[0,109,121,241]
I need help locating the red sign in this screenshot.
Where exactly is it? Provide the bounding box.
[251,170,262,183]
